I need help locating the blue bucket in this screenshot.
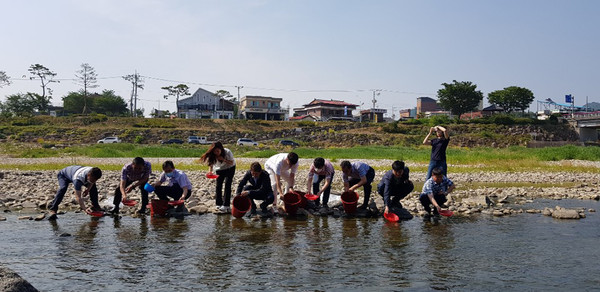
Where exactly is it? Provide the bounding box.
[144,183,155,193]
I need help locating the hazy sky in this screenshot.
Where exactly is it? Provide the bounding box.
[1,0,598,117]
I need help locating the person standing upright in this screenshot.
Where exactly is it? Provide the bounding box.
[423,125,450,180]
[200,142,236,213]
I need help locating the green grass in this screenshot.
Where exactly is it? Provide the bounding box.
[1,144,600,172]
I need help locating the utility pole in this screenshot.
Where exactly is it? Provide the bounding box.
[235,85,243,119]
[371,89,381,109]
[123,72,144,117]
[392,106,396,120]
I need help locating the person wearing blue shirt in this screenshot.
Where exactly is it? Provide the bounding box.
[151,160,193,203]
[377,160,414,214]
[419,167,455,218]
[423,125,450,180]
[341,160,375,209]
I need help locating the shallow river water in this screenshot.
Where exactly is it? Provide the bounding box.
[1,199,599,291]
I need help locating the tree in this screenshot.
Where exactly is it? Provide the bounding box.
[75,63,99,114]
[215,89,237,118]
[0,93,37,117]
[437,80,483,118]
[62,90,128,116]
[123,73,144,116]
[28,64,58,100]
[162,84,190,107]
[488,86,535,113]
[0,71,10,88]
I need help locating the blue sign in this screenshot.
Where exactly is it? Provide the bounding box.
[344,106,347,116]
[565,94,572,103]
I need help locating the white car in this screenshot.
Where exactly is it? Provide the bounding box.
[237,138,258,146]
[97,137,121,144]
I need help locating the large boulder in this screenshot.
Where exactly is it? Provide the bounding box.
[551,207,582,219]
[0,265,39,292]
[461,195,492,208]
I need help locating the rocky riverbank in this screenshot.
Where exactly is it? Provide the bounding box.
[0,158,598,221]
[0,158,600,221]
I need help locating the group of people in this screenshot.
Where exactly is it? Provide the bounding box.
[48,125,454,220]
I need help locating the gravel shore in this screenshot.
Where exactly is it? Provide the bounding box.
[0,158,598,219]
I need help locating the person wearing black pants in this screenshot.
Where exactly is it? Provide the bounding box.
[378,160,414,214]
[341,161,376,209]
[201,141,236,213]
[306,157,335,209]
[151,161,193,210]
[236,162,274,214]
[111,157,151,215]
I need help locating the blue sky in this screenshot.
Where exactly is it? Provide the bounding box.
[0,0,598,117]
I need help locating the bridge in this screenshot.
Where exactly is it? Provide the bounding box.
[571,112,600,142]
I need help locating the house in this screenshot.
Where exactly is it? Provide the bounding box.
[416,97,443,115]
[293,99,357,121]
[177,88,234,119]
[360,108,387,123]
[460,104,504,120]
[240,95,287,120]
[399,108,416,119]
[289,114,319,122]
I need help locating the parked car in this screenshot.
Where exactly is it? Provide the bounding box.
[188,136,211,144]
[279,140,300,147]
[97,137,121,144]
[161,139,184,144]
[237,138,258,146]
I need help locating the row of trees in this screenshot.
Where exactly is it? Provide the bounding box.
[437,80,535,118]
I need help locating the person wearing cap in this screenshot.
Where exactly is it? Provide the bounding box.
[377,160,414,215]
[236,162,274,215]
[48,165,103,220]
[341,160,375,210]
[264,152,299,210]
[306,157,335,210]
[109,157,151,216]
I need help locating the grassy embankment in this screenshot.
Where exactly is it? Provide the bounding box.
[0,143,599,174]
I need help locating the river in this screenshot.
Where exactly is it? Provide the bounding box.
[1,199,598,291]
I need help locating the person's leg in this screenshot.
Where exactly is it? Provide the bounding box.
[266,168,279,201]
[361,167,376,208]
[247,187,267,213]
[49,173,71,212]
[440,160,448,177]
[313,174,324,207]
[426,160,436,180]
[260,192,275,213]
[214,170,225,207]
[223,165,235,208]
[419,193,432,214]
[89,184,101,210]
[139,188,149,212]
[322,175,332,207]
[154,186,171,200]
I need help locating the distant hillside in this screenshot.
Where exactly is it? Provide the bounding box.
[0,115,581,148]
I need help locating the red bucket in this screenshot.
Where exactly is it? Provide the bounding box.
[341,191,359,214]
[294,191,307,209]
[150,199,170,217]
[283,192,301,215]
[232,196,251,218]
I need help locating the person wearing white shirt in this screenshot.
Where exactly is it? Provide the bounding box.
[201,142,236,213]
[152,160,193,203]
[264,152,299,208]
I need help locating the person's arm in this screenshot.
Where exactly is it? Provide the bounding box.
[428,192,442,212]
[275,174,283,198]
[319,177,332,196]
[181,187,188,201]
[306,175,313,195]
[237,172,250,196]
[437,125,449,139]
[349,176,367,191]
[382,176,392,214]
[120,180,129,200]
[288,172,295,193]
[74,189,86,211]
[423,127,435,145]
[446,183,455,195]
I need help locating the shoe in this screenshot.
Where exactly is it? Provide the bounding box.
[48,211,57,221]
[423,213,431,221]
[222,206,231,213]
[215,205,223,212]
[358,204,367,210]
[136,208,146,215]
